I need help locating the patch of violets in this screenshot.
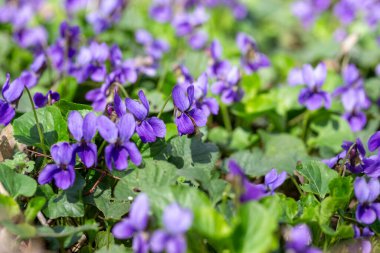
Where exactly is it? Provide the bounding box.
[285,224,322,253]
[112,193,193,253]
[227,160,287,202]
[288,62,372,132]
[292,0,380,42]
[149,0,247,49]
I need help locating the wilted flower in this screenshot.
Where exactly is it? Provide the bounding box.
[113,193,150,253]
[97,113,142,170]
[68,111,98,168]
[150,203,193,253]
[38,142,76,190]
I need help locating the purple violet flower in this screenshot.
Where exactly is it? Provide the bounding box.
[149,0,173,23]
[192,73,219,117]
[33,90,60,108]
[97,113,142,170]
[236,33,270,74]
[38,142,76,190]
[227,160,267,202]
[112,193,150,253]
[0,74,24,126]
[264,169,287,193]
[354,177,380,224]
[285,224,322,253]
[68,111,98,168]
[368,131,380,153]
[125,90,166,143]
[150,203,193,253]
[172,84,207,135]
[298,63,331,110]
[211,67,244,105]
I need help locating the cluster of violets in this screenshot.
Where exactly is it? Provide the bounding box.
[291,0,380,39]
[149,0,247,49]
[288,62,371,132]
[112,193,193,253]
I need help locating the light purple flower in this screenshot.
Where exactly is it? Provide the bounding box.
[193,73,219,117]
[298,63,331,110]
[264,169,287,192]
[150,203,193,253]
[38,142,76,190]
[354,177,380,224]
[285,224,322,253]
[68,111,98,168]
[368,131,380,152]
[0,74,24,126]
[97,114,142,170]
[112,193,150,253]
[211,67,244,105]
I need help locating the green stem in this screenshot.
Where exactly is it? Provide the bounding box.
[97,140,107,156]
[157,94,172,119]
[117,83,128,98]
[157,62,168,91]
[25,88,46,156]
[290,175,304,196]
[220,103,232,132]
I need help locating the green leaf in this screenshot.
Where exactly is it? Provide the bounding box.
[56,77,78,101]
[229,127,258,150]
[54,100,92,117]
[0,221,36,238]
[1,152,34,173]
[95,245,132,253]
[25,197,46,223]
[13,106,69,148]
[297,160,339,198]
[230,132,309,176]
[37,224,98,238]
[308,115,354,154]
[168,135,220,170]
[84,177,130,220]
[114,160,178,200]
[95,231,115,250]
[42,176,85,219]
[0,194,20,220]
[232,202,279,253]
[0,164,37,197]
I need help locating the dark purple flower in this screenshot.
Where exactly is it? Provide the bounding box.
[236,33,270,74]
[354,177,380,224]
[227,160,267,202]
[68,111,98,168]
[172,85,207,135]
[298,63,331,110]
[211,67,244,105]
[112,193,150,253]
[341,138,366,173]
[285,224,322,253]
[264,169,287,192]
[150,203,193,253]
[33,90,60,108]
[97,114,142,170]
[0,73,24,126]
[38,142,76,190]
[125,90,166,143]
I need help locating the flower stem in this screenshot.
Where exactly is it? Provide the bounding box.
[220,103,232,132]
[25,88,46,156]
[157,94,172,119]
[97,140,107,156]
[290,175,304,196]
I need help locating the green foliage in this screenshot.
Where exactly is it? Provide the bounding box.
[13,106,69,148]
[0,164,37,197]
